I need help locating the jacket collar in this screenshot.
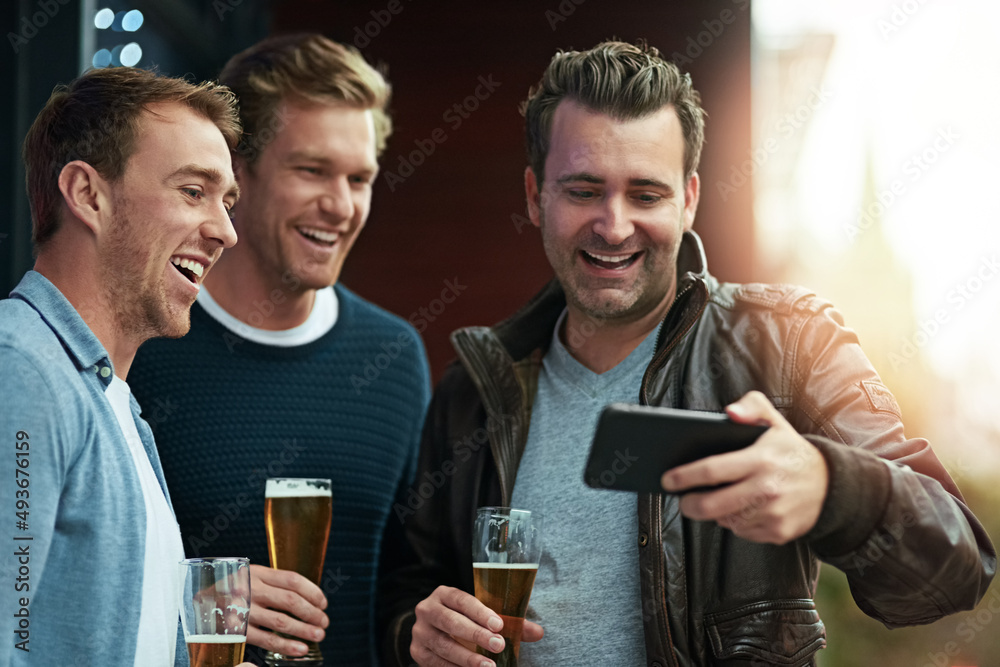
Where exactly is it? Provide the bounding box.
[486,230,711,363]
[10,270,116,387]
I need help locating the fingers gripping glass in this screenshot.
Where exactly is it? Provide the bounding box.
[263,478,332,667]
[472,507,542,667]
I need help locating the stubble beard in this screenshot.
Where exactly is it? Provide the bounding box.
[561,270,644,321]
[540,217,653,323]
[246,211,341,295]
[102,206,190,343]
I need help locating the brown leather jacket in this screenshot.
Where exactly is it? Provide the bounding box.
[379,232,995,667]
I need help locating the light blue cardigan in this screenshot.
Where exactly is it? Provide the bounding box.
[0,271,186,666]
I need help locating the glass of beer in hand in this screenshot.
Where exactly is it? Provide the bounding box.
[264,478,332,666]
[473,507,542,667]
[179,557,251,667]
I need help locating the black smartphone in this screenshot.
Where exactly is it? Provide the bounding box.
[583,403,768,493]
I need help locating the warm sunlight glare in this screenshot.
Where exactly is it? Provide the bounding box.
[753,0,1000,471]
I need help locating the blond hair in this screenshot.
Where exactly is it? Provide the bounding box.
[219,33,392,164]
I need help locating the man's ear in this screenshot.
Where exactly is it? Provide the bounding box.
[57,160,112,235]
[683,171,701,232]
[524,166,542,228]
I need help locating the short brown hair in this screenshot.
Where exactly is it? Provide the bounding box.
[23,67,240,248]
[219,33,392,164]
[521,40,706,184]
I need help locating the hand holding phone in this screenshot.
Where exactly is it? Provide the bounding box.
[583,403,767,494]
[659,391,830,544]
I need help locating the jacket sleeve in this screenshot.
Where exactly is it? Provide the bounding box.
[0,348,68,664]
[377,362,474,667]
[792,302,996,626]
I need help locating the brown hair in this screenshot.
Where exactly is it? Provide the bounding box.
[521,40,706,184]
[22,66,240,248]
[219,33,392,165]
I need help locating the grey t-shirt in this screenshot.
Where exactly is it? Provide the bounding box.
[511,310,657,666]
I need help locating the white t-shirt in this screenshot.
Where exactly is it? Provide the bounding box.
[197,286,338,344]
[105,375,185,666]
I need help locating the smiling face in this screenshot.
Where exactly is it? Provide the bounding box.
[230,101,378,294]
[526,100,700,326]
[102,101,238,340]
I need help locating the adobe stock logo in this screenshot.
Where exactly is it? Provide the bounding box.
[844,126,959,242]
[717,85,833,203]
[669,0,750,67]
[877,0,930,41]
[8,0,71,53]
[350,277,467,394]
[584,449,639,489]
[382,75,501,191]
[887,254,999,371]
[351,0,413,48]
[544,0,586,31]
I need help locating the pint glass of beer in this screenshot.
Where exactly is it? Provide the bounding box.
[472,507,542,667]
[179,557,250,667]
[263,478,332,666]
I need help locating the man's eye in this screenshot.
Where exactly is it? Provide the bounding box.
[297,166,321,175]
[636,193,662,204]
[183,188,203,199]
[568,190,597,200]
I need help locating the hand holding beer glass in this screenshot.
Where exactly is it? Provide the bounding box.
[473,507,542,667]
[179,557,251,667]
[263,478,332,666]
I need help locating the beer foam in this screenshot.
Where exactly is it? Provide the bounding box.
[472,562,539,569]
[265,479,332,497]
[184,635,246,644]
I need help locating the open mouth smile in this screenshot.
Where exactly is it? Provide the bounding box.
[169,256,206,284]
[297,226,339,247]
[581,249,642,270]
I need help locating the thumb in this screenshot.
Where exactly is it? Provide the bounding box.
[726,390,778,426]
[522,620,545,643]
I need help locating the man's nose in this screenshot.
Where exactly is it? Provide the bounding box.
[318,178,354,221]
[205,203,238,249]
[591,197,634,246]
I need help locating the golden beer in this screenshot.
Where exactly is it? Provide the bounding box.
[264,478,332,665]
[264,494,333,583]
[473,563,539,667]
[186,634,246,667]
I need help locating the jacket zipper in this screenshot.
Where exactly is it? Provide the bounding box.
[639,280,705,667]
[640,282,700,406]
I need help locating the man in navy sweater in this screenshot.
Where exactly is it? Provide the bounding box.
[130,34,431,666]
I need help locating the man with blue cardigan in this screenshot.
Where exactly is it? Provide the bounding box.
[0,67,244,665]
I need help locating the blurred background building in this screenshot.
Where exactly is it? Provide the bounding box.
[2,1,997,664]
[754,2,1000,664]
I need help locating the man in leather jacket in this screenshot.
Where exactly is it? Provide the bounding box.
[379,40,996,667]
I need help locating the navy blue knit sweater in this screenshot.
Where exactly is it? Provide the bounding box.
[130,284,431,666]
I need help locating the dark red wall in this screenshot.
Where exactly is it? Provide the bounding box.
[272,1,753,381]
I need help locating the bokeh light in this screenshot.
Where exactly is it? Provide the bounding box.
[91,48,112,68]
[122,10,143,32]
[120,42,142,67]
[94,8,114,30]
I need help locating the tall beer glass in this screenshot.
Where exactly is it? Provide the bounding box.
[264,478,332,666]
[179,557,250,667]
[473,507,542,667]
